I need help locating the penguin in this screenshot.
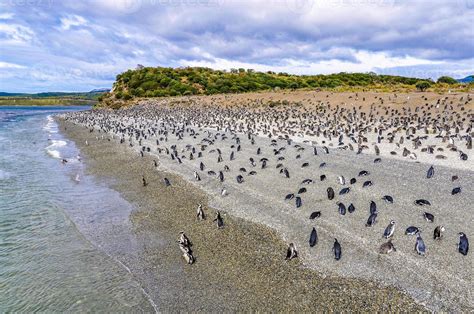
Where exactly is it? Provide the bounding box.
[339,187,350,195]
[427,165,434,179]
[178,232,192,247]
[333,238,342,260]
[433,225,445,240]
[164,177,171,187]
[451,187,461,195]
[458,232,469,255]
[338,176,346,185]
[369,201,377,214]
[183,251,195,264]
[379,239,396,254]
[295,196,302,208]
[285,193,295,201]
[366,212,377,227]
[221,187,228,197]
[348,203,356,213]
[382,195,394,204]
[214,211,224,228]
[142,175,148,187]
[286,243,298,260]
[309,227,318,247]
[236,175,244,183]
[327,187,335,200]
[309,211,321,219]
[193,171,201,181]
[337,202,346,215]
[383,220,396,238]
[415,233,426,256]
[349,178,357,184]
[358,170,370,176]
[405,226,420,235]
[362,180,373,188]
[197,204,205,220]
[423,212,435,223]
[218,171,224,182]
[415,199,431,206]
[297,187,307,194]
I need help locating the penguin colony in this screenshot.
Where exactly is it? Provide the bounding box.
[63,92,471,266]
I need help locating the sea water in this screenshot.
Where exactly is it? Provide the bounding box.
[0,106,154,311]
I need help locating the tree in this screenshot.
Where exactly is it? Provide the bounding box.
[437,76,457,84]
[415,81,431,91]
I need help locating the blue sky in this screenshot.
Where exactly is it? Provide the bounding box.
[0,0,473,92]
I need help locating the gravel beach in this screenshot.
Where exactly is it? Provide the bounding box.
[58,119,426,312]
[57,90,473,311]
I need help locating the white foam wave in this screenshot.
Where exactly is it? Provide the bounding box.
[43,115,58,133]
[46,149,61,159]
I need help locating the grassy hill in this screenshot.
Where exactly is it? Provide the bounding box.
[100,67,472,106]
[0,89,109,106]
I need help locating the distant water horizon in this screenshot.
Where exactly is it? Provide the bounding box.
[0,106,153,311]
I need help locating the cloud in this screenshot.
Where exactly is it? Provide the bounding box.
[59,15,87,30]
[0,61,26,69]
[0,0,472,92]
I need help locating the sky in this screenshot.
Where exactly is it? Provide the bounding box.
[0,0,473,93]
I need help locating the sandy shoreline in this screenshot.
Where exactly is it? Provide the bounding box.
[57,118,426,311]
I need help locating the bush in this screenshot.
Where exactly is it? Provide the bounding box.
[415,81,431,91]
[437,76,457,84]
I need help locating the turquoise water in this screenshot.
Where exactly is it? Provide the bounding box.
[0,106,154,311]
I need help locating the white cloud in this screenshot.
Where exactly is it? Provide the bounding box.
[0,61,26,69]
[0,13,14,20]
[179,50,442,76]
[59,15,87,30]
[0,24,34,44]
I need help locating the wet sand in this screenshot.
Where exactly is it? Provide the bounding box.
[58,119,426,312]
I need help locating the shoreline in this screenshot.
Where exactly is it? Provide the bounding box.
[57,118,426,311]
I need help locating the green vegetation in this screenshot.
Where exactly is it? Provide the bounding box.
[0,97,96,106]
[415,81,432,91]
[436,76,458,84]
[0,90,107,106]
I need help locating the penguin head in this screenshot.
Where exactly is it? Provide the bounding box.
[390,220,396,225]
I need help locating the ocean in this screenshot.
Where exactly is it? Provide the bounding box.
[0,106,154,311]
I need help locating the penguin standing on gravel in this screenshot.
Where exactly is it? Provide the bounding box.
[333,238,342,260]
[286,243,298,260]
[433,225,445,240]
[458,232,469,255]
[214,211,224,228]
[196,204,205,220]
[415,233,426,256]
[383,220,396,239]
[309,227,318,247]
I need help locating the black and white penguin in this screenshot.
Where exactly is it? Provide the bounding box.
[383,220,396,238]
[286,243,298,260]
[333,238,342,260]
[327,187,335,200]
[196,204,205,220]
[382,195,394,204]
[433,225,445,240]
[458,232,469,256]
[309,227,318,247]
[415,233,426,256]
[309,211,321,219]
[427,165,434,179]
[213,211,224,228]
[423,212,435,223]
[405,226,421,235]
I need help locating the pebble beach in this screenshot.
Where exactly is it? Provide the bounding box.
[57,90,473,311]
